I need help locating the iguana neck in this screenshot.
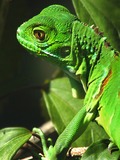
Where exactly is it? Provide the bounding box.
[69,21,107,91]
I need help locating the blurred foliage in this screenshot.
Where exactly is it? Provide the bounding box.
[81,139,120,160]
[0,127,31,160]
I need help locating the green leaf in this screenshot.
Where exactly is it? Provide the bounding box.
[42,77,108,147]
[0,127,31,160]
[72,0,94,24]
[42,77,84,133]
[81,139,120,160]
[72,0,120,50]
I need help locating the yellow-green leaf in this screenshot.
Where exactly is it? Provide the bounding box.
[0,127,31,160]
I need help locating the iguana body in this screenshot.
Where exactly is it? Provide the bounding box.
[17,5,120,160]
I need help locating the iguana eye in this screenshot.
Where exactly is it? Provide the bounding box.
[34,30,45,41]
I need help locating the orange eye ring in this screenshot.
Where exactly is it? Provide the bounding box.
[34,30,45,41]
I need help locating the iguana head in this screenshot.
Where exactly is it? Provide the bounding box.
[17,5,78,76]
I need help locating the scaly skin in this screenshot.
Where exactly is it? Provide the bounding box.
[17,5,120,160]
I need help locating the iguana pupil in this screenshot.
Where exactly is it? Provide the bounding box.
[34,30,45,41]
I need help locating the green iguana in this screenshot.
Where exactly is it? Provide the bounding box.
[17,4,120,160]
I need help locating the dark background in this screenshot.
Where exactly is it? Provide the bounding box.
[0,0,74,129]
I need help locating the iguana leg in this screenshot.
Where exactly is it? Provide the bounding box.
[33,106,96,160]
[54,106,96,159]
[33,127,57,160]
